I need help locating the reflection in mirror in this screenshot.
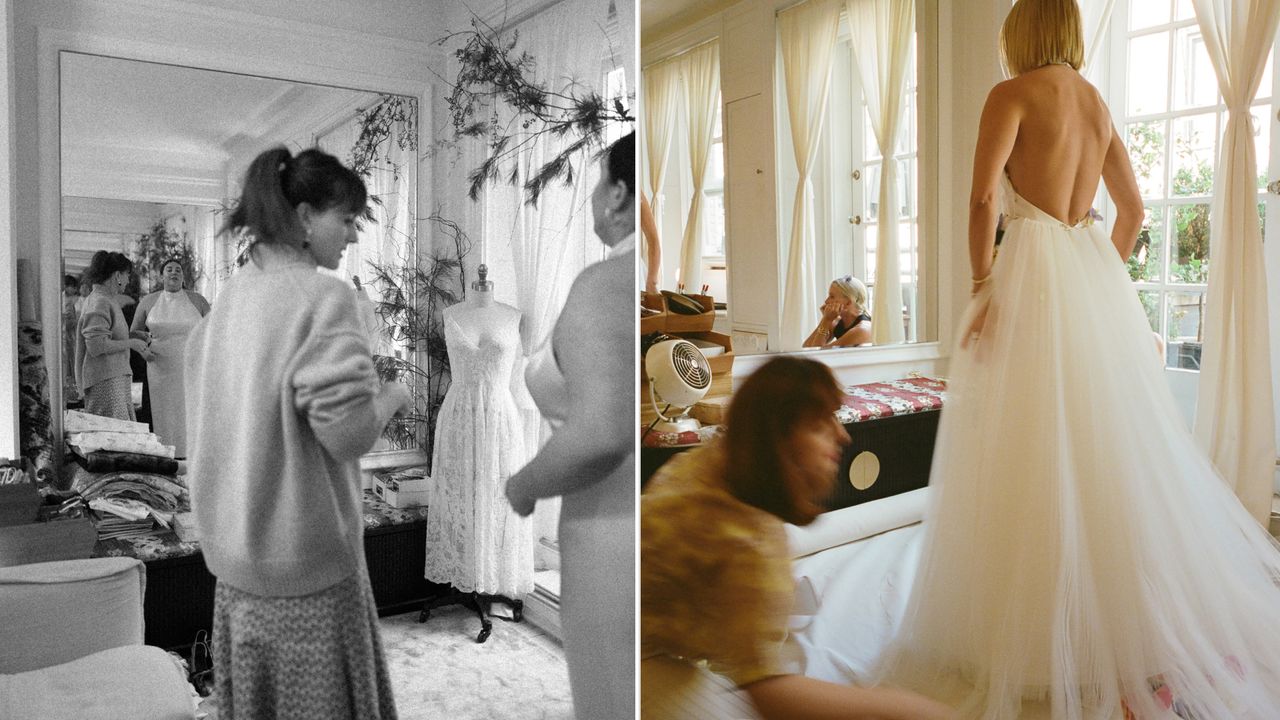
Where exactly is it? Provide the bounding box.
[641,1,934,355]
[58,52,417,456]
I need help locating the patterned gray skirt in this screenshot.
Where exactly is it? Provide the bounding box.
[211,567,397,720]
[83,374,135,421]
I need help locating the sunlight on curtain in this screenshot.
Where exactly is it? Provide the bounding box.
[778,0,842,351]
[1189,0,1279,524]
[845,0,914,345]
[481,0,626,548]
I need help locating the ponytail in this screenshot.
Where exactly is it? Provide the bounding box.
[222,146,367,247]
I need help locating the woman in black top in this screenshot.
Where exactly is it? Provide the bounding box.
[802,275,872,348]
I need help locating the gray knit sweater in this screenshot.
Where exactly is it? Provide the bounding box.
[185,261,392,597]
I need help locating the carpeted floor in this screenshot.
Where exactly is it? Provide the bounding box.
[196,607,573,720]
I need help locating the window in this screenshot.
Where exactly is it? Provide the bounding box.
[824,23,920,342]
[1108,0,1272,370]
[703,107,726,259]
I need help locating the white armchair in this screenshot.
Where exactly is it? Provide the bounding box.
[0,557,196,719]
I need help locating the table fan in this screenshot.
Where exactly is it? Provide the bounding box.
[645,339,713,434]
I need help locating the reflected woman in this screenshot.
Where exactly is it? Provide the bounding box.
[801,276,872,348]
[130,258,210,456]
[76,250,151,420]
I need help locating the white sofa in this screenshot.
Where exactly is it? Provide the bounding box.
[0,556,196,719]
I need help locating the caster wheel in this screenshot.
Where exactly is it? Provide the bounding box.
[418,609,429,623]
[477,626,491,643]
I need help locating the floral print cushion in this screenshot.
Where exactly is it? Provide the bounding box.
[837,375,946,423]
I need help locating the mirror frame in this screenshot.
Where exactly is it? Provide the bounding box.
[38,28,434,468]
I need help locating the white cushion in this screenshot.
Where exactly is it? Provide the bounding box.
[0,645,195,720]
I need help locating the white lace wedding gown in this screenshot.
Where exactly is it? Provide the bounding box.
[876,176,1280,719]
[422,303,534,597]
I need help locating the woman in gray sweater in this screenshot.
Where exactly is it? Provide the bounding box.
[75,251,151,420]
[185,146,410,719]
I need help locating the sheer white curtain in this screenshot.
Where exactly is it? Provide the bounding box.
[677,42,720,292]
[1189,0,1280,524]
[778,0,841,351]
[643,60,680,222]
[485,0,617,542]
[845,0,914,345]
[1080,0,1117,83]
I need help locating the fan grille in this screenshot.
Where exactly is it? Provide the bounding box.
[671,342,711,390]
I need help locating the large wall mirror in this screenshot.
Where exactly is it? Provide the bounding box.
[642,0,938,358]
[53,51,420,459]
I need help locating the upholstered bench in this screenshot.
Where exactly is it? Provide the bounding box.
[92,490,442,650]
[826,376,946,510]
[639,376,947,499]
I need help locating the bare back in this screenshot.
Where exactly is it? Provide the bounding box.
[1003,66,1112,225]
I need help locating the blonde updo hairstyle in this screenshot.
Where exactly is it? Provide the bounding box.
[999,0,1084,77]
[832,276,868,315]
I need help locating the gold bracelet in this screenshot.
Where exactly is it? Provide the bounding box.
[971,274,992,285]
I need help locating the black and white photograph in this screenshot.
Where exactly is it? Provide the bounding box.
[0,0,635,718]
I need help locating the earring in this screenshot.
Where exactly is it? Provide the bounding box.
[303,227,312,250]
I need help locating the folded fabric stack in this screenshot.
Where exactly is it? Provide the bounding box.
[63,409,187,539]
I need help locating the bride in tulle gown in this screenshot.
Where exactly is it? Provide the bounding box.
[876,1,1280,718]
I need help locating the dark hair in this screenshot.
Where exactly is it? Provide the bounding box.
[223,146,367,245]
[605,131,635,197]
[63,274,77,288]
[82,251,133,285]
[723,356,843,524]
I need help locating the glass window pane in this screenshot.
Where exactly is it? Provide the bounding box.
[1138,289,1161,334]
[703,194,726,257]
[895,91,916,156]
[1129,32,1170,115]
[1253,105,1269,191]
[1130,205,1165,282]
[1260,201,1267,239]
[1165,290,1206,370]
[1175,0,1195,21]
[705,141,725,192]
[1131,0,1171,30]
[898,222,917,281]
[1169,202,1211,282]
[1173,26,1219,110]
[864,223,878,285]
[864,163,881,221]
[1170,113,1216,197]
[897,158,911,217]
[1127,120,1167,198]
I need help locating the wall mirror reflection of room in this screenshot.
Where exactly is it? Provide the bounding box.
[640,0,939,357]
[55,51,419,461]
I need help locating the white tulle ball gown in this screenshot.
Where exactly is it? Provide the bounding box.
[876,177,1280,719]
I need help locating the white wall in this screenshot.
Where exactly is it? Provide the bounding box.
[0,0,17,461]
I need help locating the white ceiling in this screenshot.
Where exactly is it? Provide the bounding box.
[60,52,381,205]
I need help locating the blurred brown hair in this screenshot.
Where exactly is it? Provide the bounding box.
[723,356,843,524]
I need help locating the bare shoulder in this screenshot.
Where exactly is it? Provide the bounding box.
[557,254,633,336]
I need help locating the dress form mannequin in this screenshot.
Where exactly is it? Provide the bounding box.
[420,265,534,642]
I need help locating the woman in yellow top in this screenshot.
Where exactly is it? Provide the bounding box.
[641,356,955,720]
